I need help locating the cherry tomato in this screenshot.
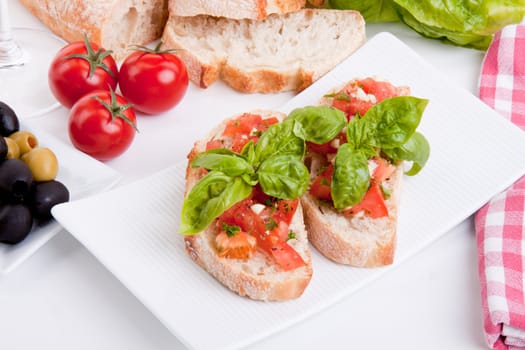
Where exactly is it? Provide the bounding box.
[119,44,189,115]
[68,89,137,161]
[48,34,118,108]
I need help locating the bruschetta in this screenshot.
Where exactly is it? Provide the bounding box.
[179,110,313,301]
[297,77,430,267]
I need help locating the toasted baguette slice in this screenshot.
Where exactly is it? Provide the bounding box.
[19,0,168,60]
[184,110,313,301]
[302,165,403,267]
[302,79,410,267]
[169,0,306,20]
[161,9,365,93]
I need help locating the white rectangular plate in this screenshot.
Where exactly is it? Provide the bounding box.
[51,32,525,350]
[0,125,121,274]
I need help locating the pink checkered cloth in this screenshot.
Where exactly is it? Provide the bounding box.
[476,22,525,350]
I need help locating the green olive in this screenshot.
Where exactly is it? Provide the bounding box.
[4,137,20,159]
[9,130,38,155]
[21,147,58,182]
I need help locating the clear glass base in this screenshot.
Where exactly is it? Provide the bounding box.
[0,27,65,119]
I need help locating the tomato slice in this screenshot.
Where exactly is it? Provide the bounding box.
[372,157,396,182]
[344,182,388,218]
[215,229,257,259]
[270,241,306,271]
[309,164,333,201]
[217,197,305,270]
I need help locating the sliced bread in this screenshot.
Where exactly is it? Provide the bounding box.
[168,0,306,20]
[19,0,168,60]
[161,9,365,93]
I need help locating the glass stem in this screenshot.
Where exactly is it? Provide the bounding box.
[0,0,29,67]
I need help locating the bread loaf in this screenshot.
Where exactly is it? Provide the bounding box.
[169,0,306,20]
[161,9,365,93]
[19,0,168,60]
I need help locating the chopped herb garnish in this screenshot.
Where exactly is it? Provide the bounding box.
[334,92,351,101]
[287,230,296,240]
[264,217,278,230]
[222,222,241,237]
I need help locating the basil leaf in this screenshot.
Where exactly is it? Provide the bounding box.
[383,131,430,176]
[240,140,256,164]
[364,96,429,148]
[290,106,346,144]
[179,172,252,234]
[254,118,304,164]
[332,143,370,210]
[345,116,377,157]
[257,154,310,199]
[191,149,253,177]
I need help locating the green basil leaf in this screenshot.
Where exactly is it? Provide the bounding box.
[257,154,310,199]
[179,172,252,234]
[254,118,304,164]
[289,106,347,144]
[332,143,370,210]
[383,131,430,176]
[345,116,377,155]
[191,149,253,177]
[240,140,256,164]
[364,96,429,148]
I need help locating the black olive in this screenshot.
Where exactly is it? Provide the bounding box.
[30,180,69,220]
[0,137,6,159]
[0,101,20,137]
[0,203,33,244]
[0,158,33,203]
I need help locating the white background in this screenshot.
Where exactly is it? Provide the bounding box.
[1,1,490,349]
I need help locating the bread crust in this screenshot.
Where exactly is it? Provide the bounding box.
[183,110,313,301]
[161,9,365,93]
[19,0,168,60]
[168,0,306,20]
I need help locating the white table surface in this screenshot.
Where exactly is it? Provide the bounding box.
[1,1,491,349]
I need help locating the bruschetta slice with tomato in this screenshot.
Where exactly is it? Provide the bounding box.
[180,111,313,301]
[298,77,430,267]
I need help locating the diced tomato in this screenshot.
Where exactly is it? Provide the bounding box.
[251,184,271,204]
[230,134,250,153]
[217,196,305,270]
[223,113,263,137]
[269,241,306,271]
[332,97,374,119]
[309,164,333,201]
[372,157,396,182]
[215,230,257,259]
[344,182,388,218]
[258,116,279,130]
[222,113,279,153]
[205,139,224,150]
[331,78,399,119]
[359,77,398,102]
[307,132,347,155]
